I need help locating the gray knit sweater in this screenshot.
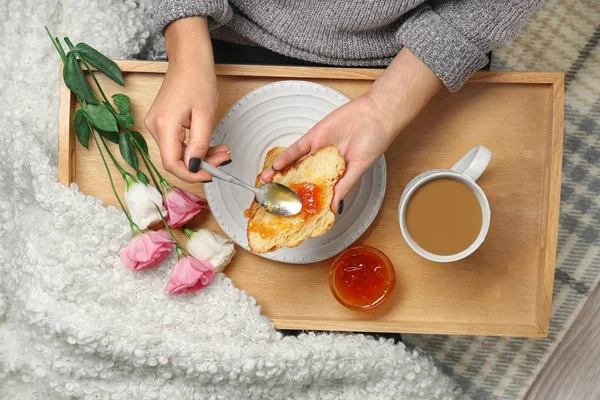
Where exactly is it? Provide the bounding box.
[153,0,546,91]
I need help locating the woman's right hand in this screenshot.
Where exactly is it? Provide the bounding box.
[144,17,230,183]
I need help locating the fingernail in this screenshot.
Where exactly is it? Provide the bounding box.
[189,158,201,172]
[271,165,279,172]
[226,150,231,154]
[201,179,213,183]
[338,200,344,215]
[219,159,232,167]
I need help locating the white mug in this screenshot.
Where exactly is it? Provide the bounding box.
[399,146,492,263]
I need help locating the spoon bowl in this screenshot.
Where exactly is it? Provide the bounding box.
[200,161,302,217]
[256,182,303,216]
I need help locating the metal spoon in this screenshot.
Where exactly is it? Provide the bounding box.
[200,161,302,217]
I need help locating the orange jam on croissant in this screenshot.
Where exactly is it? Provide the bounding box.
[248,182,325,239]
[290,182,323,220]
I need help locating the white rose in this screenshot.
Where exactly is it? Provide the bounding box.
[185,229,236,273]
[124,178,167,230]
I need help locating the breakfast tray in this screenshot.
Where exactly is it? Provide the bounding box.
[58,61,564,337]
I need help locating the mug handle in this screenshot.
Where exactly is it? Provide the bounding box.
[451,146,492,181]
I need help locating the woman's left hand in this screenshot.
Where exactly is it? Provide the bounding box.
[260,93,395,214]
[260,48,444,215]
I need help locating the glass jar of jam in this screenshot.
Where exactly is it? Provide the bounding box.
[329,245,395,311]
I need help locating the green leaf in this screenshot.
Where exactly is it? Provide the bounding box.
[129,131,148,155]
[114,111,134,128]
[74,42,125,86]
[96,129,119,144]
[63,52,96,104]
[73,109,91,149]
[84,104,118,132]
[112,94,130,112]
[111,94,135,128]
[136,170,149,184]
[119,132,138,170]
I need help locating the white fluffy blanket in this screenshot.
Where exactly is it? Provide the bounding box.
[0,1,459,399]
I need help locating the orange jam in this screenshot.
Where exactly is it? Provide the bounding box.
[248,182,325,240]
[290,182,323,220]
[329,245,395,311]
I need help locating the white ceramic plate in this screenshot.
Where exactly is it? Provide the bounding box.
[205,81,386,264]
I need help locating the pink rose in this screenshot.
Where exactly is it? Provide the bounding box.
[164,188,207,228]
[120,230,174,271]
[164,256,215,295]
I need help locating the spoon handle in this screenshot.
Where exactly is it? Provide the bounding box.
[200,161,258,194]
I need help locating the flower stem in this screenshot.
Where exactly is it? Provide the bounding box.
[55,37,68,63]
[176,246,186,258]
[45,27,67,63]
[64,36,111,105]
[140,153,162,195]
[154,204,186,256]
[98,133,127,176]
[81,57,111,104]
[76,97,86,111]
[130,134,169,185]
[93,132,138,232]
[183,228,194,239]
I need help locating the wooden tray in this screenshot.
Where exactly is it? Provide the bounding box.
[58,61,564,337]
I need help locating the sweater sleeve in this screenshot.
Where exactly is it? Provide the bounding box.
[396,0,546,91]
[153,0,233,33]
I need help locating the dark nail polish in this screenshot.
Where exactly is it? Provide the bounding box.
[189,158,201,172]
[338,200,344,215]
[219,159,232,167]
[201,179,213,183]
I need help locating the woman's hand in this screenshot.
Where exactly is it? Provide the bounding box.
[261,94,395,214]
[261,48,443,214]
[144,17,230,183]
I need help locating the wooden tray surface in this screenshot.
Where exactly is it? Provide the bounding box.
[58,61,564,337]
